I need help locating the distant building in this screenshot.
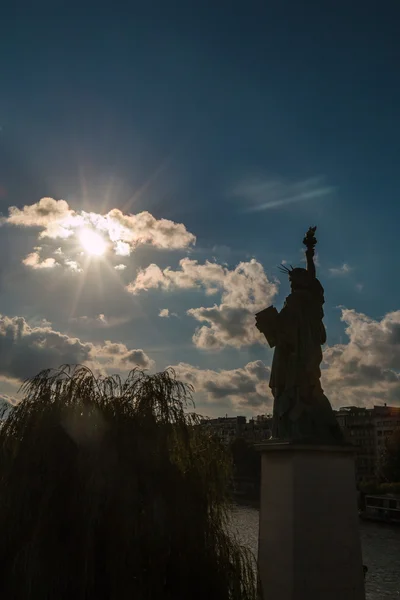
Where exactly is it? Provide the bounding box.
[245,415,273,442]
[199,414,272,445]
[199,416,247,445]
[202,405,400,484]
[335,405,400,483]
[335,406,376,482]
[372,405,400,477]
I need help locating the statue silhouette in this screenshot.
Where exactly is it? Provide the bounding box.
[256,227,343,444]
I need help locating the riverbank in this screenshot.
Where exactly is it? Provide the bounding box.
[231,504,400,599]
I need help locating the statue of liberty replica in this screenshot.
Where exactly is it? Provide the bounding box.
[255,226,343,444]
[255,230,365,600]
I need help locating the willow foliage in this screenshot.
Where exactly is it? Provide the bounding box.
[0,365,259,599]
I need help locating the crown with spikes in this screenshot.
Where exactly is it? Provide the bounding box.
[278,264,295,275]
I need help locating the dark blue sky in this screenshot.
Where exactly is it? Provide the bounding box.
[1,2,400,413]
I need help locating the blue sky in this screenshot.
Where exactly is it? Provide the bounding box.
[1,2,400,415]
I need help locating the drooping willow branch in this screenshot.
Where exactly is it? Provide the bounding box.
[0,364,260,600]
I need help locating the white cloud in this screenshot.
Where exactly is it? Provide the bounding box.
[88,208,196,250]
[128,263,167,293]
[169,307,400,411]
[114,241,131,256]
[4,197,80,238]
[4,198,196,269]
[65,259,83,273]
[0,314,92,380]
[128,258,278,349]
[329,263,353,276]
[0,314,154,383]
[159,309,170,318]
[22,249,58,270]
[114,264,127,271]
[170,360,272,409]
[159,308,178,318]
[90,340,154,370]
[322,308,400,407]
[234,176,333,212]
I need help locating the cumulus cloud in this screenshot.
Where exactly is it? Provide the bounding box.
[65,259,83,273]
[168,307,400,411]
[114,264,127,271]
[159,309,178,318]
[90,341,154,370]
[128,263,167,292]
[22,246,85,274]
[3,198,196,269]
[4,197,79,238]
[172,307,400,410]
[92,208,196,250]
[0,314,154,382]
[22,249,58,270]
[329,263,353,276]
[322,308,400,407]
[0,314,92,380]
[234,176,333,212]
[170,360,272,409]
[115,241,131,256]
[128,258,278,349]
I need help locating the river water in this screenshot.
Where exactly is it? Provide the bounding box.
[230,504,400,599]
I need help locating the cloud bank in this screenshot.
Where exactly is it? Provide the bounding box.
[169,308,400,411]
[0,314,154,382]
[128,258,278,349]
[3,197,400,414]
[322,309,400,406]
[3,198,196,271]
[170,360,272,410]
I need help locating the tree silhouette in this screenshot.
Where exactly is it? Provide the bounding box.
[0,365,259,600]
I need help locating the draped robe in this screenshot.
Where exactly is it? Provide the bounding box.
[261,282,342,442]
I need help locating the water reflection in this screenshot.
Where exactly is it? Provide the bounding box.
[230,505,400,599]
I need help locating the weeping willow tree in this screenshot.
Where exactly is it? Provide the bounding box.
[0,365,260,600]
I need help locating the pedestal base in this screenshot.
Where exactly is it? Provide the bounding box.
[257,443,365,600]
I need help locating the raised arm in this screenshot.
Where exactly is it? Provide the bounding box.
[303,226,317,279]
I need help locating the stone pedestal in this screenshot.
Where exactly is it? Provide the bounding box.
[257,443,365,600]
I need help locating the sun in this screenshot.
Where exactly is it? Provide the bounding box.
[79,228,107,256]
